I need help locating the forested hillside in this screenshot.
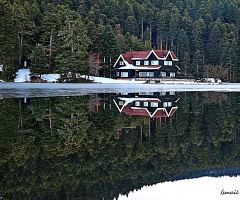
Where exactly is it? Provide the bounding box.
[1,0,240,81]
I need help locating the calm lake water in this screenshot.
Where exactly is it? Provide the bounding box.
[0,87,240,199]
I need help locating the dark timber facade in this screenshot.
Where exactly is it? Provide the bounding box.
[113,50,179,79]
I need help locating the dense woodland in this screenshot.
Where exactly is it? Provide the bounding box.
[0,92,240,199]
[1,0,240,81]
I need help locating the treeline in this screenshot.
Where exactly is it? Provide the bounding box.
[1,0,240,81]
[0,92,240,199]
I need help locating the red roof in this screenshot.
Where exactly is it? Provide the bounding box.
[121,54,133,64]
[153,50,169,58]
[152,108,177,119]
[121,103,177,118]
[170,51,178,60]
[122,50,178,67]
[126,50,151,58]
[121,50,178,64]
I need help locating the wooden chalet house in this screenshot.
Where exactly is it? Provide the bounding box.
[113,92,180,119]
[113,50,179,79]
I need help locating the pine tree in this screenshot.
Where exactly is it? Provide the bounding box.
[208,18,226,65]
[12,1,35,66]
[99,25,120,62]
[41,3,62,71]
[57,10,89,80]
[139,4,146,40]
[0,0,19,71]
[30,45,48,78]
[124,16,139,36]
[193,49,204,78]
[177,29,190,75]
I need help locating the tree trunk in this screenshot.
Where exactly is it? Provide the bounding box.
[150,22,152,44]
[160,38,163,50]
[50,29,53,57]
[18,34,23,66]
[49,29,53,72]
[141,18,144,40]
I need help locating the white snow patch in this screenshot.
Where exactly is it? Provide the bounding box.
[41,74,60,82]
[81,75,223,85]
[81,75,145,84]
[118,176,240,200]
[14,69,60,83]
[14,69,31,82]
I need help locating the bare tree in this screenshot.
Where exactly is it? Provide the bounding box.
[204,64,228,80]
[88,53,101,76]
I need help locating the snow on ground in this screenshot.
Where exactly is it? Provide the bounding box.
[41,74,60,82]
[82,75,146,83]
[14,69,31,82]
[13,69,227,85]
[118,176,240,200]
[83,75,224,85]
[14,69,60,83]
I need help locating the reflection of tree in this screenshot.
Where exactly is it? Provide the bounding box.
[202,92,229,104]
[87,94,101,114]
[0,92,239,200]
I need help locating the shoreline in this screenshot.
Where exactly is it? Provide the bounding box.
[0,82,240,99]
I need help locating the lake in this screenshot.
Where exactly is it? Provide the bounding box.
[0,83,240,200]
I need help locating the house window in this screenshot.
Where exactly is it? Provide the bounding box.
[161,91,166,96]
[144,61,149,65]
[139,72,147,77]
[139,92,153,95]
[147,72,154,77]
[120,61,125,65]
[161,72,166,77]
[144,102,148,107]
[121,72,128,77]
[136,61,141,65]
[170,72,175,77]
[117,72,120,76]
[163,102,172,107]
[164,61,172,66]
[151,102,158,107]
[170,91,175,95]
[135,101,140,106]
[151,60,159,65]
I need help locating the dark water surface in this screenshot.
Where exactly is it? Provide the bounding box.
[0,91,240,199]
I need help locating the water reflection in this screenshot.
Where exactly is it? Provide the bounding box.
[114,91,179,118]
[0,92,240,200]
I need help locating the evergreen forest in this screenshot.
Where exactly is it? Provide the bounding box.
[0,92,240,199]
[1,0,240,81]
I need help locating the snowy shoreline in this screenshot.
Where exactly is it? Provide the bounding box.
[1,69,240,98]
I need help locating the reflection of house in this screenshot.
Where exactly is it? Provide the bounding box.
[113,50,179,79]
[113,92,179,119]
